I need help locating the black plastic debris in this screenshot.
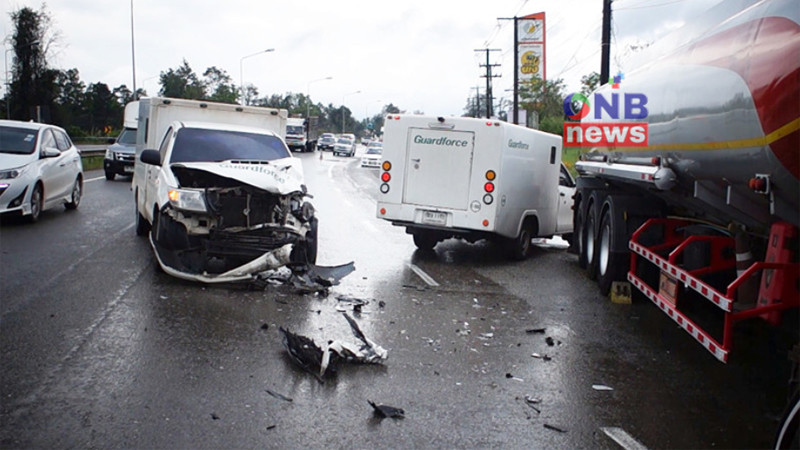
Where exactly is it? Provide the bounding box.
[279,327,328,382]
[279,313,387,382]
[290,262,356,294]
[544,423,567,433]
[545,336,555,346]
[260,323,269,331]
[211,413,220,420]
[265,389,293,402]
[523,395,541,414]
[526,328,546,334]
[368,400,405,419]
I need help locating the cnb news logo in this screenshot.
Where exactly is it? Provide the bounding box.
[562,73,649,147]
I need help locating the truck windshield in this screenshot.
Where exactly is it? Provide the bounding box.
[170,128,291,163]
[286,126,304,135]
[117,128,137,145]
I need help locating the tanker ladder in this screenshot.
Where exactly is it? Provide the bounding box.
[627,218,799,362]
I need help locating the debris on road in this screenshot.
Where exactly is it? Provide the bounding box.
[260,323,269,331]
[525,327,546,334]
[545,336,555,346]
[279,313,388,381]
[211,413,220,420]
[289,262,356,294]
[531,353,552,361]
[523,395,542,414]
[544,423,567,433]
[265,389,293,402]
[368,400,405,419]
[506,373,524,382]
[592,384,614,391]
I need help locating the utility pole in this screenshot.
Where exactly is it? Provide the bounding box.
[471,86,481,118]
[498,17,519,124]
[600,0,612,85]
[475,49,501,118]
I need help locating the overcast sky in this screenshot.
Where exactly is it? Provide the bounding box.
[2,0,723,120]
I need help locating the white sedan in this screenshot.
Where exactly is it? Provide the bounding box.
[0,120,84,222]
[360,146,383,168]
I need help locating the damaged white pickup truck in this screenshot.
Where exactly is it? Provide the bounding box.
[134,121,317,283]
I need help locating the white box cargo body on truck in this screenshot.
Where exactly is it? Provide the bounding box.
[376,115,575,259]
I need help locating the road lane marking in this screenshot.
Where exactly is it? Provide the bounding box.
[85,175,105,183]
[600,427,649,450]
[409,263,439,287]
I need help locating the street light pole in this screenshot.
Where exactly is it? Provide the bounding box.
[306,76,332,120]
[239,48,274,105]
[130,0,137,99]
[341,90,361,134]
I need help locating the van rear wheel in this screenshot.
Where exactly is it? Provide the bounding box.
[506,224,534,261]
[413,232,438,251]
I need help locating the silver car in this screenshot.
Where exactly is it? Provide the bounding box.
[0,120,84,222]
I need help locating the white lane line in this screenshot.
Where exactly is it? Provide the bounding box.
[362,220,378,233]
[409,263,439,287]
[600,427,649,450]
[85,175,105,183]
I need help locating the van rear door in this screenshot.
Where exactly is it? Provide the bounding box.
[402,128,474,210]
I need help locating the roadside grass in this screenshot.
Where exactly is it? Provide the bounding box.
[81,154,104,171]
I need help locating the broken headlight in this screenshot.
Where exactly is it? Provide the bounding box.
[168,188,207,213]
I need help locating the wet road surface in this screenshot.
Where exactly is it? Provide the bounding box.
[0,150,795,448]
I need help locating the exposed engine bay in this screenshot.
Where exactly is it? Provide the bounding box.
[150,165,317,283]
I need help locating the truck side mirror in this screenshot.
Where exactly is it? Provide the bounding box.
[140,149,161,166]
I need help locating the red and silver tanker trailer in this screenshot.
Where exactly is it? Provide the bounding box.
[571,0,798,443]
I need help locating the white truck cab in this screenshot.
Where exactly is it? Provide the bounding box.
[376,114,574,259]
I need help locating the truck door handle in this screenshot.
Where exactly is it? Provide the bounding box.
[411,158,420,163]
[560,192,565,197]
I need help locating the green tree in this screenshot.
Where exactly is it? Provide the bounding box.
[52,68,85,128]
[203,66,237,103]
[518,75,566,134]
[159,59,205,99]
[6,5,61,121]
[580,72,601,96]
[84,82,119,134]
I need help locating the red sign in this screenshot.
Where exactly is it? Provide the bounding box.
[563,122,649,147]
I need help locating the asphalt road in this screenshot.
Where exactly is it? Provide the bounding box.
[0,148,795,449]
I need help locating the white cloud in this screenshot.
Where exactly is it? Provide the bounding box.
[2,0,723,119]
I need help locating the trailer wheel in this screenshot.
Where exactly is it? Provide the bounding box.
[597,205,628,295]
[575,199,587,267]
[413,231,438,251]
[775,391,800,449]
[584,204,599,280]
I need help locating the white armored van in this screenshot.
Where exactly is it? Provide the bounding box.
[376,114,574,259]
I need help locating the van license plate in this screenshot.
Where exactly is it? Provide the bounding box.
[422,211,447,226]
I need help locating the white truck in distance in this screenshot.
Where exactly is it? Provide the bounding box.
[285,117,307,152]
[131,97,318,283]
[376,115,575,259]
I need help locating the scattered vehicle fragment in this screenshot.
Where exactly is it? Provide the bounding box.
[526,328,546,334]
[279,312,387,381]
[289,262,356,293]
[592,384,614,391]
[368,400,405,419]
[544,423,567,433]
[376,114,575,259]
[265,389,293,402]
